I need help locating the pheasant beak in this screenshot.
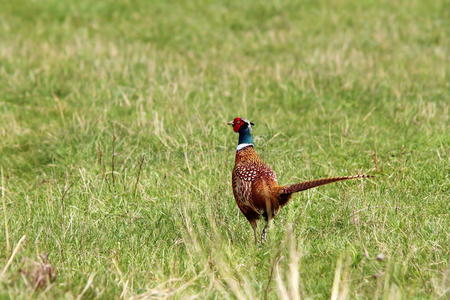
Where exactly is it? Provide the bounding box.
[227,121,234,126]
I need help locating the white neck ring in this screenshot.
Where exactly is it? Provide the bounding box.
[236,143,254,151]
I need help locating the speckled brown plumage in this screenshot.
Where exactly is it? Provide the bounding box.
[229,117,372,243]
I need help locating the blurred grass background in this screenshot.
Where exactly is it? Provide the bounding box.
[0,0,448,298]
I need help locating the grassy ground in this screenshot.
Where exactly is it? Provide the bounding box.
[0,0,448,298]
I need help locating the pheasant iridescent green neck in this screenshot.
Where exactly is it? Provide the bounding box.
[237,127,254,150]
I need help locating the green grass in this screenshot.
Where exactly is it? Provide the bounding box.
[0,0,448,298]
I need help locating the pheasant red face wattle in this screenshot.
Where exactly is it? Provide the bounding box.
[233,121,243,132]
[230,117,244,132]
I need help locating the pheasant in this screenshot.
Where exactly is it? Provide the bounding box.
[228,117,372,243]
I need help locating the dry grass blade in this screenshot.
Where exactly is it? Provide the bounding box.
[288,233,301,300]
[0,235,26,280]
[133,154,146,196]
[1,167,10,253]
[275,258,290,300]
[330,257,343,300]
[274,230,304,300]
[76,273,95,300]
[330,256,350,300]
[131,269,206,300]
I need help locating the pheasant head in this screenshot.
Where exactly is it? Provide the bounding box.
[227,117,255,132]
[228,117,255,148]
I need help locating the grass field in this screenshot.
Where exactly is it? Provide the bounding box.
[0,0,448,298]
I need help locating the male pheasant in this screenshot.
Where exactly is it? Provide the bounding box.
[228,117,371,243]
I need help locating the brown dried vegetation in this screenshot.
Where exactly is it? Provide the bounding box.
[19,254,57,290]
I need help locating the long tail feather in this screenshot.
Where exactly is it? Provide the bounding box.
[280,174,372,195]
